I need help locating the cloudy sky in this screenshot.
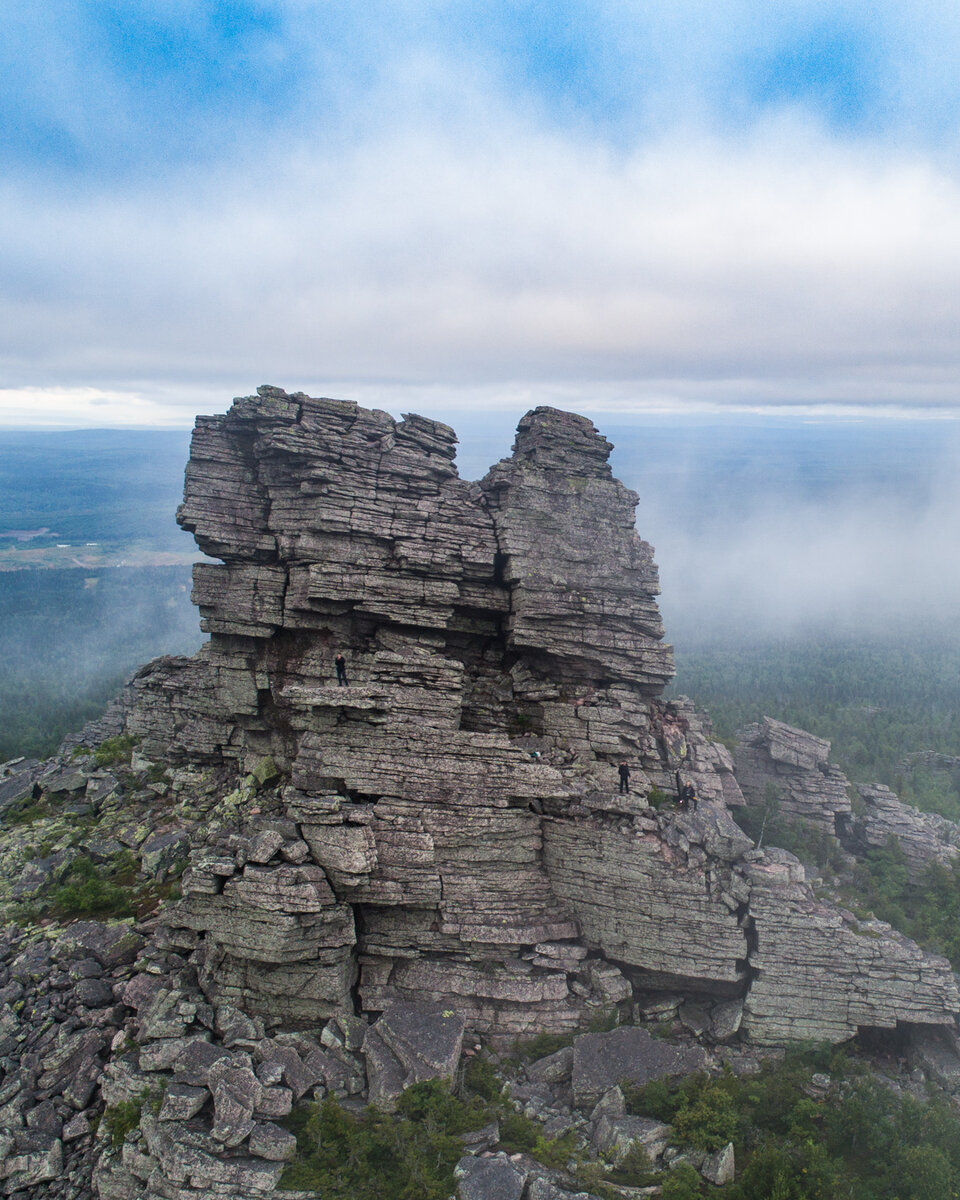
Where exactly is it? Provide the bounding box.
[3,2,960,427]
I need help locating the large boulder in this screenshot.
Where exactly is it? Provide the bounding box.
[572,1027,705,1107]
[364,1003,465,1109]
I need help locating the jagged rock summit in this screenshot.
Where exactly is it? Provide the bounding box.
[116,386,956,1046]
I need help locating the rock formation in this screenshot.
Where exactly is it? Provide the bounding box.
[736,715,960,876]
[117,388,957,1046]
[1,387,959,1200]
[735,717,852,836]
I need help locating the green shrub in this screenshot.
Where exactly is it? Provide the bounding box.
[510,1030,574,1062]
[623,1076,680,1121]
[102,1099,142,1148]
[647,785,670,809]
[93,734,138,768]
[607,1142,656,1187]
[4,799,48,827]
[49,855,133,919]
[587,1007,620,1032]
[498,1108,539,1154]
[660,1162,703,1199]
[672,1081,740,1152]
[280,1082,494,1200]
[463,1056,503,1101]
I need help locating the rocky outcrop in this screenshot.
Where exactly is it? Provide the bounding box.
[735,717,852,834]
[113,389,958,1051]
[735,716,960,877]
[849,784,960,874]
[4,388,960,1198]
[742,850,958,1043]
[120,389,750,1039]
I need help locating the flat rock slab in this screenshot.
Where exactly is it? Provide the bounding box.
[527,1181,602,1200]
[0,759,42,811]
[455,1153,527,1200]
[572,1027,705,1107]
[527,1045,574,1086]
[374,1002,465,1081]
[54,921,143,969]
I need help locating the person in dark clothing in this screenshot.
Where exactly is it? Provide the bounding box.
[335,653,348,686]
[618,761,630,794]
[679,780,697,810]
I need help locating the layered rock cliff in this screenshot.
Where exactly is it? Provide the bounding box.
[116,388,957,1047]
[737,715,960,875]
[2,388,959,1200]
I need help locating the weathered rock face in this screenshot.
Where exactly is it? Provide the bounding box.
[735,717,852,834]
[742,851,959,1043]
[850,784,960,875]
[6,387,960,1200]
[735,716,960,878]
[111,388,959,1051]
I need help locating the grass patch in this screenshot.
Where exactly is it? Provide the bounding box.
[93,734,138,768]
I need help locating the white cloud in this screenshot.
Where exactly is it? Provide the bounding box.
[3,97,960,425]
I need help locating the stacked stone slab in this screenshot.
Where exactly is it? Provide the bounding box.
[743,851,959,1043]
[119,388,958,1051]
[480,407,673,689]
[6,388,960,1199]
[735,717,852,835]
[122,389,742,1037]
[849,784,960,875]
[735,716,960,878]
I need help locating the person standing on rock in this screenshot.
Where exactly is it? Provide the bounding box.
[618,761,630,794]
[679,779,697,810]
[335,653,349,686]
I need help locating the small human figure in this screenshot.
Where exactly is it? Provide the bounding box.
[679,780,697,810]
[618,761,630,794]
[335,653,348,687]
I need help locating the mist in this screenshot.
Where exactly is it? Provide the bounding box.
[450,412,960,643]
[612,417,960,641]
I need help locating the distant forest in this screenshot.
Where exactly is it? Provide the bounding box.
[0,428,192,550]
[0,566,200,762]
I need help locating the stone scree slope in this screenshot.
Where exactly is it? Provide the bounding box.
[118,388,957,1048]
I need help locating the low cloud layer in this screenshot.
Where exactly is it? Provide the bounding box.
[3,121,960,424]
[637,438,960,637]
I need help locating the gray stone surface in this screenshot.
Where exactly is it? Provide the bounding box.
[593,1113,672,1164]
[455,1152,527,1200]
[2,390,960,1200]
[850,783,960,875]
[735,717,851,836]
[572,1027,706,1107]
[702,1141,736,1185]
